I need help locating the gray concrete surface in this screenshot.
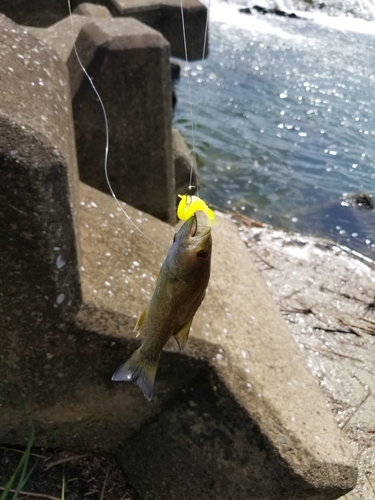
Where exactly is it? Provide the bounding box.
[72,17,176,223]
[0,0,70,26]
[0,0,207,60]
[0,13,82,333]
[74,2,112,18]
[26,15,89,96]
[110,0,208,60]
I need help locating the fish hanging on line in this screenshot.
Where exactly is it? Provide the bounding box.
[112,197,214,400]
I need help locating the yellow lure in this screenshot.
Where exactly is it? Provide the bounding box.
[177,194,215,225]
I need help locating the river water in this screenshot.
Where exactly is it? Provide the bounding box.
[174,0,375,259]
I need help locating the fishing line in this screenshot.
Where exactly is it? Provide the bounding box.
[67,0,167,250]
[180,0,211,198]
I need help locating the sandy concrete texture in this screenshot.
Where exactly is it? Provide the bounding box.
[0,13,82,329]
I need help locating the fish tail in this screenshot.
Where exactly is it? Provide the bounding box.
[112,347,159,401]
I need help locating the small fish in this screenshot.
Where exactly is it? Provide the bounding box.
[112,210,212,400]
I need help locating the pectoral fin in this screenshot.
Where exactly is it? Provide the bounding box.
[134,308,148,338]
[174,318,193,351]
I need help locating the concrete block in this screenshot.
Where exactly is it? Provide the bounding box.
[27,15,191,221]
[0,0,69,27]
[111,0,208,60]
[72,17,176,223]
[26,15,89,96]
[73,2,112,18]
[0,13,357,500]
[0,13,81,331]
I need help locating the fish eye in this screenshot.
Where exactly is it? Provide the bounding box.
[197,250,208,259]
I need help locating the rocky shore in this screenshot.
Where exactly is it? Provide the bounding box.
[232,215,375,500]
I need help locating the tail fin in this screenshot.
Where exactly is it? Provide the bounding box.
[112,347,159,400]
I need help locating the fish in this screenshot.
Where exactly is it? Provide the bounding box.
[112,210,212,400]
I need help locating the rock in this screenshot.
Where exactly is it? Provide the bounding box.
[0,0,208,59]
[237,220,375,500]
[171,60,181,81]
[171,62,181,111]
[110,0,209,60]
[298,198,375,258]
[252,5,301,19]
[346,192,374,210]
[0,13,175,450]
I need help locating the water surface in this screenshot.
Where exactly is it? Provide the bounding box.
[174,2,375,258]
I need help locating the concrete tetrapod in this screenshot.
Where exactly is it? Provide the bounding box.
[26,12,194,211]
[110,0,208,60]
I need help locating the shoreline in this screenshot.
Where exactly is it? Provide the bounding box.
[228,213,375,500]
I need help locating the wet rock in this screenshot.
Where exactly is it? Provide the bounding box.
[346,192,374,210]
[237,220,375,500]
[239,7,252,14]
[252,5,301,19]
[171,60,181,81]
[171,62,181,111]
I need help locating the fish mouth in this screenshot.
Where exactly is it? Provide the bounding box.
[191,213,198,237]
[190,211,211,238]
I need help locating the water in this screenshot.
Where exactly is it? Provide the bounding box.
[174,0,375,259]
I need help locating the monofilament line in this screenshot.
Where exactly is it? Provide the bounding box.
[67,0,166,250]
[180,0,211,197]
